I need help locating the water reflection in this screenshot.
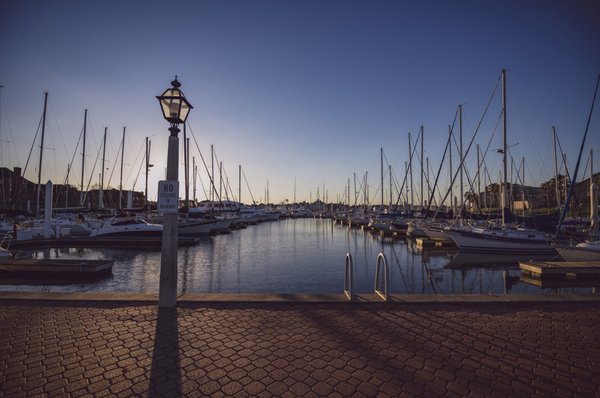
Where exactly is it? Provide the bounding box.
[0,218,594,295]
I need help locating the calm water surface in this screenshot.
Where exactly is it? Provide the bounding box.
[1,218,592,295]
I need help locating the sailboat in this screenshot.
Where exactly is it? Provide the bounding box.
[555,155,600,261]
[553,73,600,261]
[441,70,556,256]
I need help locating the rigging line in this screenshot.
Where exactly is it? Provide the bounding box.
[554,133,572,183]
[106,136,124,191]
[196,165,209,201]
[556,72,600,237]
[23,113,44,179]
[0,90,19,168]
[82,135,103,205]
[131,141,147,191]
[394,133,420,206]
[220,163,236,202]
[185,121,220,201]
[211,148,233,202]
[433,72,502,221]
[241,168,256,205]
[48,101,70,165]
[509,156,536,220]
[125,139,144,189]
[427,108,458,216]
[450,105,501,221]
[223,167,234,201]
[54,123,85,208]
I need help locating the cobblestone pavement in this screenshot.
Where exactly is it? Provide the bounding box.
[1,299,599,397]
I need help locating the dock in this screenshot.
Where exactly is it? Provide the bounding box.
[519,260,600,288]
[415,237,455,248]
[0,258,114,283]
[2,235,202,250]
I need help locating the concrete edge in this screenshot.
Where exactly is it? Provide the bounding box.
[0,291,599,304]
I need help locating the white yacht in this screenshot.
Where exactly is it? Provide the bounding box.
[90,216,162,237]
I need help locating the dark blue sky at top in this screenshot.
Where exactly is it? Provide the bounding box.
[1,0,599,203]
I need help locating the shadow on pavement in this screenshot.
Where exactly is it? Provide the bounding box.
[149,307,181,397]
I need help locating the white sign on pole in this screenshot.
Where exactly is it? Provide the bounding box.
[157,180,179,213]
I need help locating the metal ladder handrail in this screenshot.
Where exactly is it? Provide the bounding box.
[374,252,389,301]
[344,253,353,301]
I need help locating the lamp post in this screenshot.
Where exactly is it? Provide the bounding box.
[156,76,193,307]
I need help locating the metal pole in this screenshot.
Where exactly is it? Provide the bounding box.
[459,105,463,214]
[36,92,48,215]
[409,132,413,209]
[501,69,508,226]
[159,125,180,308]
[448,125,453,213]
[389,165,392,210]
[119,127,125,209]
[380,147,384,209]
[184,124,189,214]
[420,126,424,209]
[553,126,560,209]
[522,157,526,217]
[477,144,481,210]
[80,109,87,207]
[145,137,149,207]
[100,127,107,209]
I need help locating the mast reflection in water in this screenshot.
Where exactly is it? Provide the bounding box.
[1,218,592,295]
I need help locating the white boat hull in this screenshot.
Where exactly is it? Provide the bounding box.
[443,229,556,255]
[555,245,600,262]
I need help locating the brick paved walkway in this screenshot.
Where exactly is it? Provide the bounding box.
[1,299,599,397]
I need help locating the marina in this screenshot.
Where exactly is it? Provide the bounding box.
[1,217,596,296]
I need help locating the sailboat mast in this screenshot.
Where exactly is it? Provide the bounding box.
[183,123,189,214]
[552,126,560,209]
[448,125,453,213]
[80,109,87,207]
[459,105,464,214]
[36,92,48,215]
[239,165,242,204]
[502,68,508,226]
[408,132,413,209]
[522,157,526,217]
[211,144,214,203]
[145,137,150,208]
[420,125,424,209]
[477,144,481,209]
[389,165,393,210]
[119,127,125,209]
[100,127,107,208]
[380,147,384,209]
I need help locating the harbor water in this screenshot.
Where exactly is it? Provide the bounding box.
[0,218,592,295]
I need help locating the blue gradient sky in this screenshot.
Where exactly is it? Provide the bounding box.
[1,0,599,205]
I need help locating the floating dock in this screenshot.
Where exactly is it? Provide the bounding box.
[519,260,600,288]
[415,238,456,248]
[0,258,114,284]
[2,235,202,250]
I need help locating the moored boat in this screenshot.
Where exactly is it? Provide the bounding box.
[89,216,162,237]
[555,241,600,262]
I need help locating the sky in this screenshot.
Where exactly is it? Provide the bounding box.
[1,0,599,206]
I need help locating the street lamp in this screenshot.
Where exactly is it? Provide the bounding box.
[156,76,193,307]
